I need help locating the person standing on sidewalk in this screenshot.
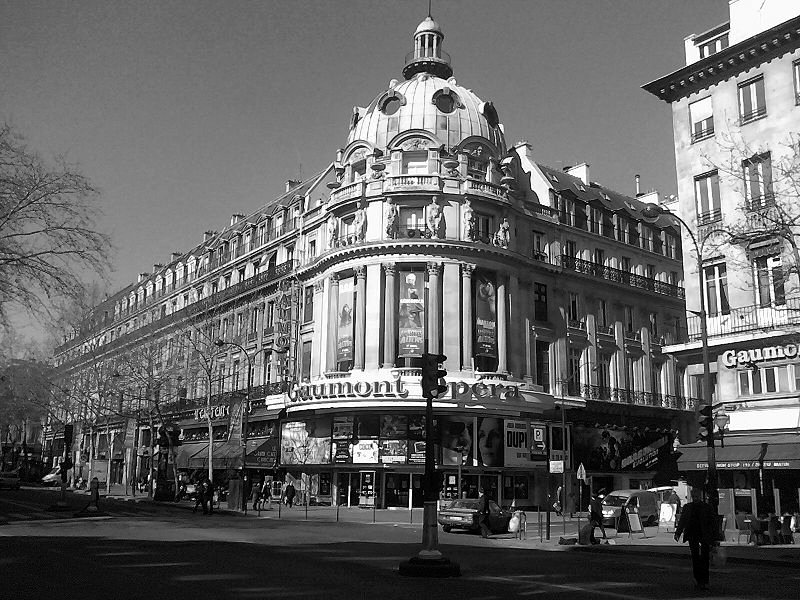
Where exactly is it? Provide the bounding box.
[476,487,492,538]
[285,481,296,508]
[674,486,715,591]
[590,490,607,540]
[552,485,563,516]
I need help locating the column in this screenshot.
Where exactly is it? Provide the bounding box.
[354,266,367,370]
[461,264,475,371]
[326,274,339,373]
[585,311,598,387]
[613,319,626,394]
[364,264,382,369]
[382,264,397,368]
[442,263,460,374]
[311,281,324,378]
[641,324,653,395]
[508,275,521,377]
[497,275,507,373]
[426,262,442,354]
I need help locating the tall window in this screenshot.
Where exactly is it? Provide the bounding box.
[620,257,631,274]
[703,262,730,316]
[262,351,272,384]
[303,285,315,322]
[236,313,244,336]
[593,248,605,266]
[794,59,800,105]
[597,299,608,328]
[533,283,548,322]
[665,234,677,259]
[532,231,547,261]
[301,341,312,381]
[233,360,241,390]
[689,97,714,142]
[265,302,275,328]
[564,239,577,259]
[567,347,582,392]
[475,213,493,241]
[641,226,653,252]
[402,151,428,174]
[308,239,317,260]
[535,340,550,392]
[568,292,580,322]
[738,75,766,124]
[400,207,424,235]
[589,206,602,234]
[754,254,785,306]
[616,216,628,243]
[695,171,721,224]
[598,355,611,391]
[743,153,773,210]
[250,306,260,334]
[623,305,634,333]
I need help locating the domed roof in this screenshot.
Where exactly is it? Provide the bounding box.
[347,73,506,154]
[415,16,441,35]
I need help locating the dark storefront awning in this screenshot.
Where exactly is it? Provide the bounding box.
[677,434,800,471]
[173,442,211,469]
[188,441,243,470]
[245,438,279,469]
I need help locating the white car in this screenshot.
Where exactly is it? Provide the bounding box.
[41,467,62,486]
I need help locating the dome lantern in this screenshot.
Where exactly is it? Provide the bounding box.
[403,15,452,80]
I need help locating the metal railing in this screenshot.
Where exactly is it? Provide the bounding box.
[686,296,800,341]
[739,105,767,125]
[575,384,696,411]
[691,126,715,143]
[559,255,685,299]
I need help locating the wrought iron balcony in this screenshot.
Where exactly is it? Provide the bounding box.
[575,384,696,411]
[686,296,800,341]
[559,255,685,299]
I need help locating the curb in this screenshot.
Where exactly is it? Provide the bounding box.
[570,543,800,569]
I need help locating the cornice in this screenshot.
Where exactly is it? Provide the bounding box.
[642,16,800,103]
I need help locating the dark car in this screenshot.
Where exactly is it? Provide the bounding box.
[438,498,512,534]
[0,469,21,490]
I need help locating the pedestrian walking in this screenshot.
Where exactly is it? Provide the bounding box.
[476,487,492,538]
[674,486,716,591]
[285,481,296,508]
[193,479,207,514]
[252,479,262,511]
[262,480,272,510]
[203,478,215,515]
[553,485,563,516]
[590,490,607,540]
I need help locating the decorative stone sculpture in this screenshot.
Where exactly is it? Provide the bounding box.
[385,199,399,239]
[326,215,338,249]
[493,217,511,248]
[462,198,475,241]
[353,204,367,241]
[426,195,444,238]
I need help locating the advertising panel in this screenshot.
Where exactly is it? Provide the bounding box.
[380,415,407,438]
[571,425,671,473]
[398,271,425,357]
[503,419,533,467]
[477,417,504,467]
[380,440,408,464]
[439,416,474,466]
[475,273,497,357]
[332,440,352,464]
[280,418,332,465]
[352,440,379,464]
[332,416,354,440]
[336,278,354,363]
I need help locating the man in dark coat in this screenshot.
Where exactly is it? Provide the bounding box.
[476,487,492,538]
[193,478,207,514]
[674,486,716,590]
[204,478,215,515]
[590,490,607,540]
[285,482,296,508]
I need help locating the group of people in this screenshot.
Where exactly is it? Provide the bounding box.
[191,477,216,515]
[246,478,298,510]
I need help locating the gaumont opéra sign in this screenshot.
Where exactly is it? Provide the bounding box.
[721,343,799,368]
[288,379,522,403]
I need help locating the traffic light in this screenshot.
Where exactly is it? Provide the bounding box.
[697,404,714,442]
[421,353,447,399]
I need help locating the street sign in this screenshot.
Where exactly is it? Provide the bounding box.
[576,463,587,483]
[549,459,564,474]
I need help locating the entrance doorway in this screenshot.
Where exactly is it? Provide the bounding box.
[384,473,410,508]
[336,472,362,507]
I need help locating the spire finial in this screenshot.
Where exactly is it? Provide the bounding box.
[428,0,432,18]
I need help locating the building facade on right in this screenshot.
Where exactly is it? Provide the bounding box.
[644,0,800,516]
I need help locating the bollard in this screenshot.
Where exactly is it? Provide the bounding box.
[539,508,543,542]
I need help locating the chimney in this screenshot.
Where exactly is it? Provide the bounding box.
[152,263,163,274]
[203,230,216,242]
[565,163,590,184]
[230,213,244,226]
[635,174,641,196]
[286,179,301,192]
[170,251,182,262]
[138,273,148,283]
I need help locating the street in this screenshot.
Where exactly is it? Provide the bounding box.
[1,487,797,599]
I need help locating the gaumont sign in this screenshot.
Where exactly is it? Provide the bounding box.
[721,343,799,368]
[288,379,522,403]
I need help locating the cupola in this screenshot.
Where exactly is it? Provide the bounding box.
[403,15,453,80]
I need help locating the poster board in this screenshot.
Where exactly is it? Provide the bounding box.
[625,507,646,538]
[658,503,677,532]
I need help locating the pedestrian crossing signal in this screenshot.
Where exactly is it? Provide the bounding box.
[421,352,447,399]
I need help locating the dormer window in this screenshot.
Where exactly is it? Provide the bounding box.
[402,151,428,174]
[432,87,460,114]
[698,33,728,59]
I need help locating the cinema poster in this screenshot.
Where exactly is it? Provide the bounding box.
[398,271,424,357]
[336,278,354,363]
[475,273,497,357]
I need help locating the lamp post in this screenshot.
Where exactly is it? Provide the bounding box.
[641,204,718,515]
[214,339,254,515]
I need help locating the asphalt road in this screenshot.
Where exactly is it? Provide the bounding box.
[1,487,797,600]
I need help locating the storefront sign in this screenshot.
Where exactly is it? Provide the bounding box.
[504,420,532,467]
[693,460,797,470]
[398,271,424,357]
[247,439,278,468]
[353,440,379,464]
[620,437,668,470]
[275,278,295,353]
[336,278,354,363]
[722,343,799,368]
[475,273,497,358]
[288,378,521,403]
[193,404,230,421]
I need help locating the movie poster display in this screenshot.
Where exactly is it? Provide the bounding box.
[477,417,504,467]
[408,415,426,464]
[352,440,379,464]
[332,416,354,463]
[336,278,354,363]
[380,440,408,464]
[398,271,425,357]
[475,273,497,357]
[439,416,474,466]
[571,425,672,472]
[281,418,332,465]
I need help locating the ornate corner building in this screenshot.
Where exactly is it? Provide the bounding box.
[49,15,695,510]
[644,0,800,516]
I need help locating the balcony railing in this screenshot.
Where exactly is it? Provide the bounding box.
[575,384,696,411]
[739,106,767,125]
[746,193,775,211]
[686,296,800,341]
[697,208,722,226]
[386,175,439,189]
[559,255,685,299]
[690,125,714,143]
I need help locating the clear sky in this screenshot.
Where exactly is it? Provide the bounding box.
[2,0,727,335]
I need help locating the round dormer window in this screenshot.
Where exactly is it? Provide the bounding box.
[435,93,455,113]
[382,96,402,115]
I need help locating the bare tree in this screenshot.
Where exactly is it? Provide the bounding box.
[0,124,112,329]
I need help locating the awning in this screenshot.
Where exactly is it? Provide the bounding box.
[245,438,279,469]
[677,433,800,471]
[173,442,210,469]
[188,441,243,470]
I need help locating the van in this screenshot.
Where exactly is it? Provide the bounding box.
[600,489,659,528]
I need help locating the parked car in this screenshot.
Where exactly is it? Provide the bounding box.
[601,489,659,528]
[0,469,21,490]
[41,466,62,486]
[438,498,512,534]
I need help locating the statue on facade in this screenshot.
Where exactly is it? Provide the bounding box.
[494,217,511,248]
[385,199,399,239]
[353,203,367,241]
[326,215,338,249]
[462,198,475,241]
[426,195,444,238]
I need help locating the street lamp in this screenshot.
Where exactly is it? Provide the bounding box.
[641,203,719,516]
[214,339,255,515]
